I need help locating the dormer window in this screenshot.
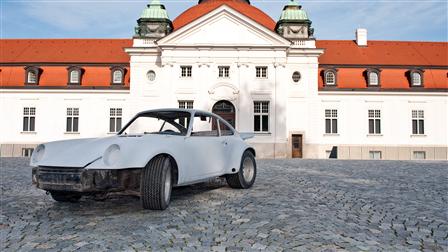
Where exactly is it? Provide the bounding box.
[24,66,41,85]
[323,69,337,86]
[67,66,83,85]
[366,68,381,87]
[110,66,126,85]
[408,69,424,87]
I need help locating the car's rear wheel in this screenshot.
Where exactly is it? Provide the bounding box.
[49,191,82,202]
[226,150,257,189]
[140,156,172,210]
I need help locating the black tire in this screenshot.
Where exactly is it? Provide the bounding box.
[49,191,82,202]
[226,150,257,189]
[140,156,173,210]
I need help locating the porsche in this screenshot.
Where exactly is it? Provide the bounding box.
[31,109,257,210]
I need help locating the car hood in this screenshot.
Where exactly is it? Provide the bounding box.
[33,134,164,168]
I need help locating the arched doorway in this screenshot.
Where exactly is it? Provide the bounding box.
[212,100,236,128]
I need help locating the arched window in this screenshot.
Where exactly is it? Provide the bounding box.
[408,69,424,87]
[28,71,37,84]
[412,72,422,86]
[366,68,381,87]
[67,66,83,85]
[110,66,126,85]
[24,66,41,85]
[369,72,378,85]
[113,70,123,84]
[324,69,337,86]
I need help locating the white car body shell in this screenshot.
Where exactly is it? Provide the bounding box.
[30,109,255,186]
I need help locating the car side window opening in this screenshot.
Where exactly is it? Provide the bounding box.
[191,114,219,137]
[120,112,190,136]
[219,119,234,136]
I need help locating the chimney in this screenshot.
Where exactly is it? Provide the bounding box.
[356,28,367,47]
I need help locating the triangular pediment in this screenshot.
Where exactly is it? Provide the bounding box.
[157,5,291,47]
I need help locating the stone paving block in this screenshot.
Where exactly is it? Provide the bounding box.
[1,158,447,251]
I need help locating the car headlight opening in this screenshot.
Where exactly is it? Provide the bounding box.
[104,144,121,166]
[32,144,45,163]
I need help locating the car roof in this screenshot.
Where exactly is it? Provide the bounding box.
[137,108,213,116]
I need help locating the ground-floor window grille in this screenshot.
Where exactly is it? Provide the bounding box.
[22,148,34,157]
[369,151,382,160]
[23,107,36,132]
[66,108,79,132]
[412,110,425,135]
[178,101,193,127]
[368,110,381,134]
[254,101,269,132]
[110,108,122,133]
[325,109,338,134]
[413,151,426,160]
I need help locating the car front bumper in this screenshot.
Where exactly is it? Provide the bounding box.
[32,166,141,193]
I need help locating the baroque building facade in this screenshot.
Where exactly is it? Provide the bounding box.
[1,0,447,160]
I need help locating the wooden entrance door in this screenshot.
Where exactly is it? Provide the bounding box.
[292,134,303,158]
[212,101,235,128]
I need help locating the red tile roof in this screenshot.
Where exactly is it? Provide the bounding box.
[172,0,276,31]
[316,40,448,66]
[1,39,131,63]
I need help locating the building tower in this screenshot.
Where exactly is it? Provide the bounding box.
[276,0,314,41]
[134,0,173,39]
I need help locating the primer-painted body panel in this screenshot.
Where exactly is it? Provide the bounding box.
[30,109,254,186]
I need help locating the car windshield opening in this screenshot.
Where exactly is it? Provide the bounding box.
[119,111,191,136]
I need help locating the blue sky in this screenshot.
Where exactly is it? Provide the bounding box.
[1,0,447,41]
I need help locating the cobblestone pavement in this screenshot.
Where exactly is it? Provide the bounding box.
[1,158,447,251]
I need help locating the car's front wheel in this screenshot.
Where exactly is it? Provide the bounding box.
[226,150,257,189]
[140,156,173,210]
[49,191,82,202]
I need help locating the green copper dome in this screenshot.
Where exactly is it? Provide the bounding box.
[279,0,309,21]
[140,0,170,20]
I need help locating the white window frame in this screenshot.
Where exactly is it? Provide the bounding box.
[255,66,268,79]
[66,108,79,133]
[325,72,336,86]
[27,71,37,84]
[369,151,382,160]
[412,72,422,86]
[368,109,381,135]
[69,70,80,84]
[22,148,34,157]
[413,151,426,160]
[412,110,425,135]
[369,72,379,86]
[178,101,193,128]
[254,101,269,133]
[218,66,230,78]
[113,70,123,84]
[180,66,192,78]
[325,109,338,134]
[23,107,36,132]
[109,108,123,133]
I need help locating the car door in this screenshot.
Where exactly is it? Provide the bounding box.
[182,113,226,182]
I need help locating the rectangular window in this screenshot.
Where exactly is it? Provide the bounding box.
[66,108,79,133]
[181,66,192,78]
[412,110,425,135]
[256,66,268,78]
[325,109,338,134]
[70,71,80,84]
[178,101,193,128]
[368,110,381,134]
[109,108,123,133]
[22,148,34,157]
[413,151,426,160]
[369,151,382,160]
[27,71,37,84]
[23,107,36,132]
[254,101,269,133]
[218,66,230,78]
